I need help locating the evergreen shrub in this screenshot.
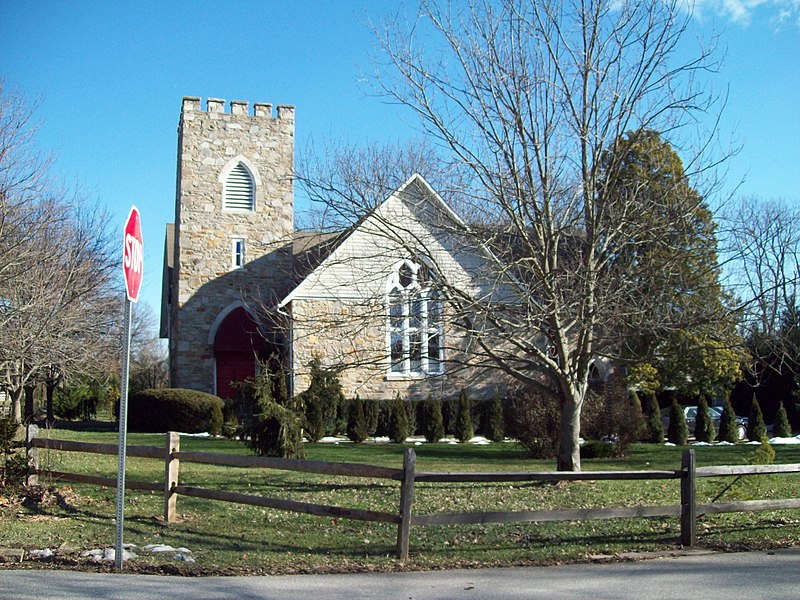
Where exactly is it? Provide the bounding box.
[486,392,505,442]
[389,394,409,443]
[667,399,689,445]
[747,395,768,442]
[645,394,664,443]
[365,399,379,437]
[694,395,716,443]
[629,390,648,442]
[773,401,792,438]
[346,395,369,443]
[580,440,616,459]
[718,396,739,443]
[405,400,418,436]
[235,368,305,458]
[300,359,346,438]
[454,389,474,443]
[421,395,445,443]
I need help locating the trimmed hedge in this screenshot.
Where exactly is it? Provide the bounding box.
[580,440,617,459]
[128,388,224,435]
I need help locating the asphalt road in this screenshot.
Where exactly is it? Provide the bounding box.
[1,549,798,599]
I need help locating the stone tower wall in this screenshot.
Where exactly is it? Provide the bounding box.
[170,97,294,392]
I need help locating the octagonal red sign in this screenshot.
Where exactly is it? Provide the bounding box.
[122,206,143,303]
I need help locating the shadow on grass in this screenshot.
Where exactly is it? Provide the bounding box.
[40,419,118,433]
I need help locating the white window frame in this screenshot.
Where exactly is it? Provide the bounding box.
[231,238,245,270]
[386,259,444,378]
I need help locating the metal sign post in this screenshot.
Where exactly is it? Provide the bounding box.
[116,206,142,571]
[115,297,133,570]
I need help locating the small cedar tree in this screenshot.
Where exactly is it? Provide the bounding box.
[346,395,369,443]
[718,395,739,443]
[303,389,325,442]
[747,395,768,442]
[667,399,689,445]
[454,388,474,443]
[487,391,505,442]
[645,393,664,443]
[364,399,379,437]
[695,395,716,443]
[405,399,418,436]
[773,401,792,438]
[389,393,409,443]
[422,395,445,443]
[629,390,648,442]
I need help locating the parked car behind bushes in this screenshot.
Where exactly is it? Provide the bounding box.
[661,405,748,440]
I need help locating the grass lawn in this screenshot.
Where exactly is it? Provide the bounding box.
[1,422,799,575]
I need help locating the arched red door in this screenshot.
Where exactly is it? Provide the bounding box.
[213,308,266,400]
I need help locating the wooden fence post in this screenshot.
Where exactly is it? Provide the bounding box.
[25,424,38,486]
[164,432,180,523]
[396,448,416,560]
[680,449,696,547]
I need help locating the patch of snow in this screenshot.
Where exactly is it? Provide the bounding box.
[173,553,196,562]
[770,435,800,445]
[745,441,763,445]
[691,441,712,446]
[717,441,735,446]
[663,442,676,446]
[143,544,192,554]
[81,548,137,562]
[29,549,53,558]
[144,544,178,553]
[470,436,490,445]
[179,432,211,438]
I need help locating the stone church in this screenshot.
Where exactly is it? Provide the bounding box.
[161,97,508,402]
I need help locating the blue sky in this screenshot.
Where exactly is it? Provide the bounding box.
[1,0,798,316]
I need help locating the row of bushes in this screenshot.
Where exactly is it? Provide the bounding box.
[120,364,797,461]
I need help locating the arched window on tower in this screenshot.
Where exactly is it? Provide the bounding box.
[387,259,444,376]
[223,162,255,211]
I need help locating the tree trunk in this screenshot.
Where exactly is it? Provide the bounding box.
[10,387,23,425]
[557,396,582,472]
[46,382,56,425]
[23,385,36,424]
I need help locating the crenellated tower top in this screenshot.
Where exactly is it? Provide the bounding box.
[181,96,295,120]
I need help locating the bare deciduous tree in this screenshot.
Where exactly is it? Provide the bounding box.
[301,0,729,470]
[0,83,120,423]
[721,198,800,372]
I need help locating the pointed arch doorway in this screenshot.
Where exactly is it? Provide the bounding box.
[212,306,268,400]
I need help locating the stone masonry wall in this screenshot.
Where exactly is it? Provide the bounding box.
[291,298,506,401]
[170,97,294,392]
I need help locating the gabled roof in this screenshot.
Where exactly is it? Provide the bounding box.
[278,173,467,308]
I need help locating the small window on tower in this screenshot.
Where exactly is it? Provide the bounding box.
[231,239,245,270]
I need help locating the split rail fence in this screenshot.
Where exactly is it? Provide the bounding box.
[25,426,800,559]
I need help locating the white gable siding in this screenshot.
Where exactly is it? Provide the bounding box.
[284,177,496,305]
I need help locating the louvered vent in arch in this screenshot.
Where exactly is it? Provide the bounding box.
[224,163,255,211]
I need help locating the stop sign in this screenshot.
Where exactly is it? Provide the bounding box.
[123,206,143,302]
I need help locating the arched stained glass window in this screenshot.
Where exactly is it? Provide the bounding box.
[387,260,444,375]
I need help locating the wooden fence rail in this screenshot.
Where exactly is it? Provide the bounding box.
[25,426,800,560]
